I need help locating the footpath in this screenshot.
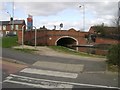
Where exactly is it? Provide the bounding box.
[13,45,106,62]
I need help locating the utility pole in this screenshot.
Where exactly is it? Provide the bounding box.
[7,12,11,18]
[12,1,14,31]
[79,4,85,31]
[118,1,120,27]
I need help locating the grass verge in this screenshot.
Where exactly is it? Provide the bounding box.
[15,48,38,53]
[48,46,105,58]
[1,36,18,48]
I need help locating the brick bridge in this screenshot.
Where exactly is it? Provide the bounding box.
[18,28,89,47]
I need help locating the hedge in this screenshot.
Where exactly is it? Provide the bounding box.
[107,44,120,66]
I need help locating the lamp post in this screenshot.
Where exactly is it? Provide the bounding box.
[12,1,14,31]
[7,11,14,31]
[7,12,11,18]
[33,26,37,49]
[22,25,25,49]
[79,4,85,31]
[7,11,13,34]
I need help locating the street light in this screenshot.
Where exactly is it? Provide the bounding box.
[79,4,85,31]
[7,11,14,31]
[7,12,11,18]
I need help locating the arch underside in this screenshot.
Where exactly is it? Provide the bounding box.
[56,36,78,50]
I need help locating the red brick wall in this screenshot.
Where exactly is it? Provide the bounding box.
[18,29,120,46]
[95,37,119,44]
[78,47,108,55]
[17,29,88,46]
[95,49,108,56]
[18,31,22,44]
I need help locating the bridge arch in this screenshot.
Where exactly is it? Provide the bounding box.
[55,36,78,49]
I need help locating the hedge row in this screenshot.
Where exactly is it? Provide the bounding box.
[107,44,120,66]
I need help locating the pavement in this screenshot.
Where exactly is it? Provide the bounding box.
[33,61,84,73]
[13,45,106,61]
[1,59,28,74]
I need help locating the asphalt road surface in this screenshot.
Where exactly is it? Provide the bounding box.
[2,48,119,89]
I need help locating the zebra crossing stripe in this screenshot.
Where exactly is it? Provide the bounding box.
[4,74,73,88]
[4,79,73,88]
[4,74,120,89]
[20,68,78,78]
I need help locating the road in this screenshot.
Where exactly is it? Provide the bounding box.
[2,48,119,89]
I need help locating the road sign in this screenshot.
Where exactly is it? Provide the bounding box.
[27,15,33,31]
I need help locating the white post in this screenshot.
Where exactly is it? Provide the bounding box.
[33,26,37,49]
[22,25,25,49]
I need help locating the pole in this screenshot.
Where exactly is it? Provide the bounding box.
[79,4,85,31]
[33,26,37,49]
[83,4,85,31]
[118,1,120,27]
[12,1,14,31]
[22,25,25,49]
[7,12,11,18]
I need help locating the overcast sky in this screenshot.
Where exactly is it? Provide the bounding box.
[0,0,119,31]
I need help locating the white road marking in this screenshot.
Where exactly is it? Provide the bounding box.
[4,74,120,89]
[20,68,78,78]
[4,80,73,88]
[4,74,73,88]
[6,76,13,80]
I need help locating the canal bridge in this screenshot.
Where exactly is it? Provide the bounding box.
[18,28,89,47]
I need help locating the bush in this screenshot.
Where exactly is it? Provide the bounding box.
[107,44,120,66]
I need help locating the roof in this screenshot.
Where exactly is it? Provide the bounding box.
[89,26,120,40]
[89,26,118,34]
[0,20,25,25]
[9,20,25,25]
[0,21,9,25]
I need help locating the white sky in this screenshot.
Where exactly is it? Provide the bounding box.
[0,0,119,31]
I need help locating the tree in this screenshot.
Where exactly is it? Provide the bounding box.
[112,18,119,27]
[94,23,106,36]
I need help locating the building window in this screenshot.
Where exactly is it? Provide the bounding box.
[3,25,6,30]
[15,25,19,30]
